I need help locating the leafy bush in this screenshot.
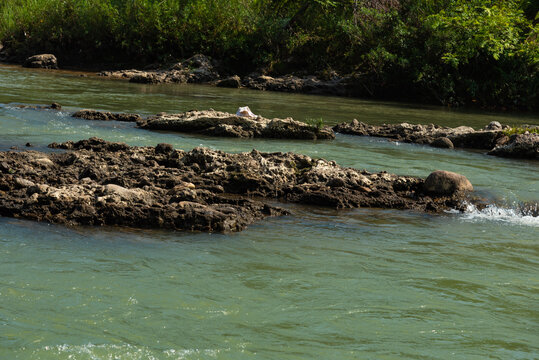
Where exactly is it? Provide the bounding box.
[0,0,537,109]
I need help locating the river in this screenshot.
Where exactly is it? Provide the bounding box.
[0,65,538,359]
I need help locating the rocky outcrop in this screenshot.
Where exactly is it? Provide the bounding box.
[423,170,473,196]
[216,75,241,88]
[136,110,336,140]
[23,54,58,69]
[332,119,539,158]
[73,109,142,122]
[0,138,476,232]
[97,54,350,96]
[99,54,219,84]
[241,74,347,95]
[488,133,539,159]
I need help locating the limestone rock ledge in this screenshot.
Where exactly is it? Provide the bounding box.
[0,138,475,232]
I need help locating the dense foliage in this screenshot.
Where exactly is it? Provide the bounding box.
[0,0,537,108]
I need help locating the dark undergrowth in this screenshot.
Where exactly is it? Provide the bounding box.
[0,0,537,109]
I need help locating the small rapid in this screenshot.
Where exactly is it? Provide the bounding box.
[457,202,539,227]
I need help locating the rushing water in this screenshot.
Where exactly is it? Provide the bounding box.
[0,65,538,359]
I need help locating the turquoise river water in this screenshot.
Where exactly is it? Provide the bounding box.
[0,65,538,359]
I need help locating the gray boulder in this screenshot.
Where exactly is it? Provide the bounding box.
[23,54,58,69]
[488,133,539,159]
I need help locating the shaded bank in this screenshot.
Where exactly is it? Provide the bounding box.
[1,0,537,109]
[0,138,477,232]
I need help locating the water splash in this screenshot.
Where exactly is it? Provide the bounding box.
[458,202,539,227]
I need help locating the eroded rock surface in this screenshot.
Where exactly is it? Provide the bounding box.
[73,109,142,122]
[99,54,219,84]
[242,74,347,95]
[488,133,539,159]
[23,54,58,69]
[0,138,474,232]
[332,120,537,158]
[138,110,336,140]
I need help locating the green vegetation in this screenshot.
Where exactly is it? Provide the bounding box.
[0,0,537,109]
[305,117,325,132]
[504,126,539,135]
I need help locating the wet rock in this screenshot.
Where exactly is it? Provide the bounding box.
[100,54,219,85]
[448,131,505,149]
[0,138,478,232]
[138,110,335,140]
[242,74,346,96]
[332,120,536,159]
[130,73,161,84]
[431,137,454,149]
[216,75,241,88]
[14,103,62,111]
[488,133,539,159]
[423,170,473,196]
[73,109,142,122]
[23,54,58,69]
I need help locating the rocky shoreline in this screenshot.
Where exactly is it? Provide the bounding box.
[333,120,539,159]
[97,54,350,96]
[0,138,478,232]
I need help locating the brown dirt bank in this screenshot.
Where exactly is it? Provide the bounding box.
[0,138,477,232]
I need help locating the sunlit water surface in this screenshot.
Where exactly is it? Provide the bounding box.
[0,65,538,359]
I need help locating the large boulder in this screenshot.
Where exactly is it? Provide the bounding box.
[23,54,58,69]
[488,133,539,159]
[423,170,473,196]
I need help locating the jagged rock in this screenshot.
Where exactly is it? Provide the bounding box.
[423,170,473,195]
[137,110,336,140]
[99,54,219,85]
[72,109,142,122]
[0,139,478,232]
[488,133,539,159]
[23,54,58,69]
[332,120,537,159]
[216,75,241,88]
[242,74,346,95]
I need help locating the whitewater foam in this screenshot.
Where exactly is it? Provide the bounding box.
[457,203,539,227]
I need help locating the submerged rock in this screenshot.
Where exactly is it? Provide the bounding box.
[73,109,142,122]
[0,138,475,232]
[137,109,336,140]
[23,54,58,69]
[14,102,61,111]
